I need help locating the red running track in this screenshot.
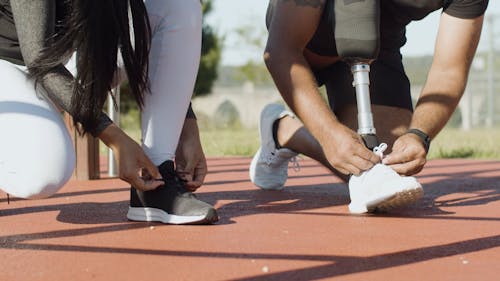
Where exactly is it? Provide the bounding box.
[1,158,499,281]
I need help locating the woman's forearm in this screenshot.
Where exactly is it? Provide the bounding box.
[11,0,113,136]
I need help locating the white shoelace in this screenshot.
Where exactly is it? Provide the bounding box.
[373,143,388,159]
[265,150,301,172]
[290,156,301,172]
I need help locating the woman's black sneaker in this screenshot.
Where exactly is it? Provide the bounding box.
[127,160,218,224]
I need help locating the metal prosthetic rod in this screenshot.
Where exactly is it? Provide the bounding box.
[351,63,378,149]
[333,0,380,149]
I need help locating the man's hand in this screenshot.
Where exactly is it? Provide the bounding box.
[324,124,380,175]
[383,133,427,176]
[99,124,163,191]
[175,118,207,191]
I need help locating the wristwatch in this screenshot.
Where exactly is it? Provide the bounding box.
[406,128,431,153]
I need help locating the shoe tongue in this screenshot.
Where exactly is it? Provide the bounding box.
[276,148,297,158]
[158,160,176,180]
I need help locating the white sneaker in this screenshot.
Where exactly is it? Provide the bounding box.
[348,145,423,214]
[249,104,299,190]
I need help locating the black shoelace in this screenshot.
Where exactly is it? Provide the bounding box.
[162,172,198,198]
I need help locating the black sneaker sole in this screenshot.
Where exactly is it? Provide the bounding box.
[127,207,219,225]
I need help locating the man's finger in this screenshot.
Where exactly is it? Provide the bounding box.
[388,159,421,176]
[350,155,377,172]
[354,145,380,164]
[382,150,408,165]
[387,163,409,175]
[343,163,362,176]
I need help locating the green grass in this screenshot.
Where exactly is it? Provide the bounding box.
[201,127,500,159]
[114,109,500,159]
[120,109,141,142]
[200,129,260,156]
[110,109,261,157]
[428,128,500,159]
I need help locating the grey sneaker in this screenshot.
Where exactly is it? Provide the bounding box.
[249,103,299,190]
[127,160,218,224]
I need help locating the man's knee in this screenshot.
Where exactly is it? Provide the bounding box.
[337,104,412,149]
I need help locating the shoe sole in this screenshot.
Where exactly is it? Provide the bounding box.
[349,186,424,214]
[248,147,260,184]
[127,207,219,225]
[371,186,424,212]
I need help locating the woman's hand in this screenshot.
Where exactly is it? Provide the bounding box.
[99,124,163,191]
[175,118,207,191]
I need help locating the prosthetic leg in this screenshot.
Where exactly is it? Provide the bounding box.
[331,1,424,214]
[333,0,380,149]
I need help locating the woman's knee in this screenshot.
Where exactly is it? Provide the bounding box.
[0,60,76,199]
[0,111,76,199]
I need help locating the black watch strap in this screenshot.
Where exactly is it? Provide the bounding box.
[406,128,431,153]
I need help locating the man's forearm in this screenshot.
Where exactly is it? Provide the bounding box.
[410,70,467,139]
[265,49,342,144]
[411,13,484,140]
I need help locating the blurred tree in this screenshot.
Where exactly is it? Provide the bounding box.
[194,0,222,97]
[232,21,274,86]
[233,61,274,86]
[402,55,433,86]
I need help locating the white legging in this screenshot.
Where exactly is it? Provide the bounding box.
[141,0,202,165]
[0,60,75,199]
[0,0,202,198]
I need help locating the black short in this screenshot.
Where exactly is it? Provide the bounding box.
[315,51,413,115]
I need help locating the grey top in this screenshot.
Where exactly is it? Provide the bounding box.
[0,0,112,136]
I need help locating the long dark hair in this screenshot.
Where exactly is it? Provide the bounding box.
[29,0,151,134]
